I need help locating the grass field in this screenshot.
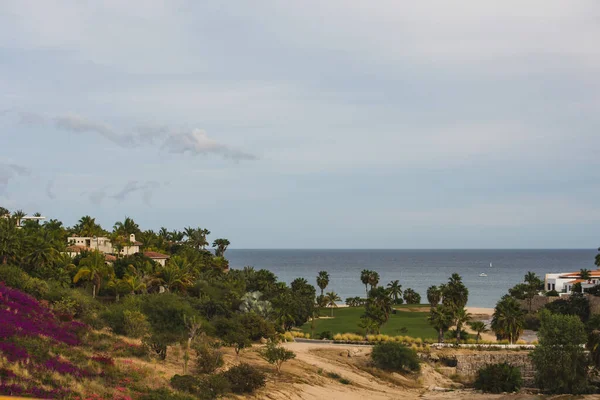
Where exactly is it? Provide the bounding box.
[300,306,437,339]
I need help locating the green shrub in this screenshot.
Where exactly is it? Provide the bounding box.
[545,289,559,297]
[371,342,420,372]
[259,341,296,373]
[474,363,522,393]
[123,310,151,338]
[222,363,266,394]
[524,314,540,331]
[318,331,333,340]
[0,265,48,297]
[170,375,200,394]
[138,387,196,400]
[194,342,224,374]
[197,374,231,400]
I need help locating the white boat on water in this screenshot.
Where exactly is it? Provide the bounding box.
[479,273,488,277]
[490,262,493,268]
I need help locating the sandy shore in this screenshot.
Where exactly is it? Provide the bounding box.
[465,307,494,317]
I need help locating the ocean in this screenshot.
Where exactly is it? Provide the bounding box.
[226,249,598,308]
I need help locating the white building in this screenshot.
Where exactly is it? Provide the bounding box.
[545,270,600,294]
[143,251,170,267]
[67,234,142,256]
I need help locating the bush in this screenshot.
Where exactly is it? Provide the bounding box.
[318,331,333,340]
[197,374,231,400]
[222,363,266,393]
[138,387,196,400]
[474,363,522,393]
[545,289,559,297]
[371,342,420,372]
[170,375,200,394]
[524,314,540,331]
[260,341,296,373]
[194,342,224,374]
[123,310,150,338]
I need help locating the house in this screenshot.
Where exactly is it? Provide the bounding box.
[67,234,142,256]
[143,251,170,267]
[545,270,600,294]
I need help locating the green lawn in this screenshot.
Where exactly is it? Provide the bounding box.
[300,306,437,339]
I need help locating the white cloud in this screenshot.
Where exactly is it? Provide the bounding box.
[163,129,257,161]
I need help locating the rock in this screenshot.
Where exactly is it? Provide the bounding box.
[428,386,452,392]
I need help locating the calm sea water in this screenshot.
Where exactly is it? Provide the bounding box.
[227,249,597,308]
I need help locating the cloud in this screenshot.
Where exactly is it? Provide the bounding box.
[53,114,135,146]
[111,180,160,205]
[0,162,31,195]
[45,179,56,199]
[162,129,257,161]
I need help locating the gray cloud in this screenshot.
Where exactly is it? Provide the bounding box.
[45,179,56,199]
[54,114,135,146]
[112,180,160,205]
[8,110,257,161]
[162,129,257,161]
[0,162,31,195]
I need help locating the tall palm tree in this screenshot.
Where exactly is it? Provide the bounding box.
[0,217,20,264]
[580,268,592,282]
[371,287,394,322]
[468,321,489,344]
[453,308,472,343]
[212,238,230,257]
[387,280,402,304]
[184,227,210,249]
[74,215,104,237]
[360,269,371,297]
[427,285,442,308]
[73,251,110,298]
[368,271,380,291]
[316,271,330,296]
[113,217,140,236]
[325,291,342,317]
[12,210,26,227]
[428,305,453,343]
[491,296,525,344]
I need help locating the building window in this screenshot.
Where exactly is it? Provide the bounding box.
[548,283,551,290]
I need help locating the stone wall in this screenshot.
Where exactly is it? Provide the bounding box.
[519,294,600,314]
[454,352,535,386]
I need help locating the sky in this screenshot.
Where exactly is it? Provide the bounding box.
[1,1,599,249]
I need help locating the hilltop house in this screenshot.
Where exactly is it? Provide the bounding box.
[67,234,142,257]
[143,251,170,267]
[545,270,600,294]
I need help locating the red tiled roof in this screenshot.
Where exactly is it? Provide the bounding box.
[559,271,600,279]
[66,245,88,253]
[144,251,169,259]
[105,254,117,262]
[566,279,588,284]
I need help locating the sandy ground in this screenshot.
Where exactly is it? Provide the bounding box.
[465,307,493,317]
[243,341,569,400]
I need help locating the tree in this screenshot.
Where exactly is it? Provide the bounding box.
[530,310,590,394]
[580,268,592,282]
[113,216,140,236]
[371,342,420,372]
[73,251,111,298]
[368,286,393,322]
[426,285,442,308]
[260,341,296,373]
[596,247,600,269]
[403,288,421,304]
[360,269,371,297]
[73,215,105,237]
[185,227,210,250]
[454,308,472,343]
[212,238,230,257]
[0,216,20,264]
[386,280,402,304]
[316,271,330,296]
[468,321,489,344]
[325,291,341,317]
[428,305,453,343]
[491,296,524,344]
[368,271,380,290]
[442,273,469,312]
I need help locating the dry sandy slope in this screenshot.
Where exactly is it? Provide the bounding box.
[243,342,600,400]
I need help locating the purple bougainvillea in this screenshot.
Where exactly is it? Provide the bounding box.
[44,356,91,378]
[0,342,29,362]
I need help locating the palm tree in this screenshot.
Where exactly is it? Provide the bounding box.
[442,273,469,312]
[316,271,330,296]
[368,271,380,291]
[387,280,402,304]
[73,251,110,298]
[427,285,442,308]
[454,308,472,343]
[360,269,371,297]
[428,305,453,343]
[580,268,592,282]
[325,291,342,317]
[468,321,489,344]
[184,227,210,249]
[113,217,140,236]
[491,296,525,344]
[12,210,26,227]
[212,238,230,257]
[371,287,394,323]
[0,216,20,264]
[74,215,104,237]
[159,265,193,292]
